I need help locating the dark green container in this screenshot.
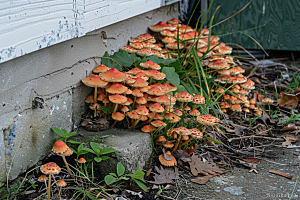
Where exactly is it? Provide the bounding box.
[209,0,300,51]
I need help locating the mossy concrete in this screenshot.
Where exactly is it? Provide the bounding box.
[72,128,152,175]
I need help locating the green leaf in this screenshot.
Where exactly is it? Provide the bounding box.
[78,143,84,151]
[110,50,138,67]
[98,106,114,114]
[94,157,102,162]
[147,56,162,63]
[117,162,125,177]
[128,169,145,180]
[100,147,116,155]
[51,127,65,137]
[101,51,123,71]
[67,140,81,144]
[67,131,77,137]
[175,85,185,93]
[81,147,95,154]
[203,136,223,144]
[109,173,117,177]
[100,156,110,160]
[104,175,117,185]
[133,179,147,191]
[90,142,101,152]
[162,67,180,87]
[160,58,176,65]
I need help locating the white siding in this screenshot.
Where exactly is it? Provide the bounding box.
[0,0,162,63]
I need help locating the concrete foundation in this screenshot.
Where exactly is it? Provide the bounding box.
[0,4,178,183]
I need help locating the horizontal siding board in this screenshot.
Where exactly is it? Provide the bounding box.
[0,0,163,64]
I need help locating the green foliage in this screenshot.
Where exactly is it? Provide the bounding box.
[89,142,116,163]
[51,127,81,144]
[281,72,300,93]
[280,110,300,127]
[104,162,147,191]
[161,67,180,87]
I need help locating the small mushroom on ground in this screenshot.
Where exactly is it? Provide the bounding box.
[111,112,125,128]
[57,180,67,199]
[40,162,61,200]
[52,140,72,175]
[159,151,177,167]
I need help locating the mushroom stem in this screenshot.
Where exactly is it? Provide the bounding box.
[47,175,51,200]
[145,111,156,124]
[61,155,72,175]
[149,77,153,85]
[113,104,119,113]
[201,125,207,134]
[94,86,97,103]
[180,137,193,148]
[213,125,227,138]
[193,104,197,110]
[111,121,117,128]
[58,187,62,200]
[132,96,137,108]
[188,144,198,156]
[180,102,184,110]
[130,115,142,129]
[172,134,182,152]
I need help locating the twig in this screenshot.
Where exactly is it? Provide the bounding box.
[269,170,292,179]
[228,135,284,142]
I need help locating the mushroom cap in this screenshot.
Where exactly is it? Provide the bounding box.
[151,50,165,58]
[190,128,203,139]
[175,91,193,102]
[102,97,109,104]
[235,66,245,73]
[173,127,191,135]
[148,112,163,120]
[155,95,170,105]
[262,98,274,104]
[130,77,149,87]
[57,180,67,187]
[249,98,256,104]
[99,68,127,82]
[208,60,230,70]
[164,83,177,92]
[197,114,220,125]
[106,83,128,94]
[147,86,166,96]
[122,45,138,53]
[135,72,149,81]
[139,86,148,93]
[89,103,101,110]
[159,154,177,166]
[129,42,143,49]
[162,36,176,44]
[184,105,191,111]
[161,29,175,37]
[38,175,48,182]
[149,21,169,32]
[136,106,149,115]
[82,74,108,88]
[121,106,129,113]
[78,157,86,163]
[189,109,200,116]
[127,67,143,75]
[231,104,242,112]
[208,55,224,61]
[141,41,155,48]
[112,112,125,121]
[132,89,144,97]
[136,96,147,104]
[167,18,181,25]
[240,82,255,90]
[40,162,61,175]
[178,24,194,33]
[181,135,190,140]
[108,94,127,104]
[218,69,230,75]
[193,94,205,104]
[169,115,181,123]
[63,148,73,156]
[85,95,94,104]
[139,61,161,70]
[162,141,174,148]
[141,125,157,133]
[93,64,110,74]
[126,110,140,120]
[174,109,183,116]
[144,69,166,80]
[136,48,153,57]
[151,120,167,127]
[166,42,184,50]
[155,136,167,143]
[243,108,250,113]
[97,93,107,101]
[52,140,69,155]
[149,103,165,113]
[219,46,232,54]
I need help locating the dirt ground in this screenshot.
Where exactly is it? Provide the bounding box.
[163,141,300,200]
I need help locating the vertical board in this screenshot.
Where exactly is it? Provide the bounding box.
[0,0,162,64]
[209,0,300,51]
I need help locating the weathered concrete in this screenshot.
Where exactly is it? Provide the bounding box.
[0,4,178,183]
[71,128,152,175]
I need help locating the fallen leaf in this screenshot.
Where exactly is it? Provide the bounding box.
[255,74,268,80]
[242,158,260,163]
[282,124,298,131]
[295,87,300,93]
[81,119,91,126]
[146,168,152,176]
[148,166,179,185]
[191,176,210,184]
[278,92,299,109]
[251,77,261,85]
[255,92,264,102]
[282,135,298,147]
[186,154,228,176]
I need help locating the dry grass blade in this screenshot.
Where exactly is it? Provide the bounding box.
[269,170,292,179]
[226,43,259,62]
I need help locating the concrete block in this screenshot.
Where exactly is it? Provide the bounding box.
[4,91,73,180]
[71,128,152,175]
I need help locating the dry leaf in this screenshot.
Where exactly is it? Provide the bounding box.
[242,158,260,163]
[295,87,300,93]
[81,119,91,127]
[282,135,298,146]
[278,92,299,109]
[282,124,298,131]
[186,154,227,176]
[251,77,261,85]
[149,166,179,185]
[146,168,152,177]
[255,92,264,102]
[191,176,210,185]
